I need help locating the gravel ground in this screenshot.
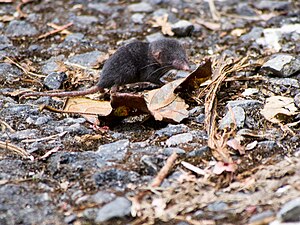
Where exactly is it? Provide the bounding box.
[0,0,300,225]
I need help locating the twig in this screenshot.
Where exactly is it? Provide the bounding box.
[131,152,178,217]
[38,22,73,40]
[47,23,72,35]
[204,56,250,164]
[151,152,178,187]
[21,131,68,143]
[208,0,220,21]
[38,146,61,160]
[16,0,34,18]
[38,104,106,116]
[4,56,45,78]
[224,75,266,82]
[181,161,206,176]
[0,120,15,133]
[64,61,99,73]
[0,141,34,160]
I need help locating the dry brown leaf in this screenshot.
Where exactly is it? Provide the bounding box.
[63,97,112,124]
[145,79,189,122]
[176,59,212,93]
[143,61,212,122]
[151,14,174,36]
[261,96,298,123]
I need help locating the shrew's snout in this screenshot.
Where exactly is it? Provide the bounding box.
[172,59,190,71]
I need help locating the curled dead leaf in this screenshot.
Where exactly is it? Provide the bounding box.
[261,96,298,123]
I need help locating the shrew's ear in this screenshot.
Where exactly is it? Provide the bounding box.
[152,50,161,63]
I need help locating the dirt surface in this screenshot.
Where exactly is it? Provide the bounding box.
[0,0,300,225]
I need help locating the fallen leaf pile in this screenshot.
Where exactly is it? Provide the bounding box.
[40,60,212,124]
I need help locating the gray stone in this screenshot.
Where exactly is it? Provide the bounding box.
[48,152,107,176]
[256,25,300,51]
[155,124,189,137]
[8,129,39,141]
[249,210,274,223]
[88,3,114,15]
[141,155,159,174]
[26,117,35,125]
[64,33,84,42]
[146,32,165,42]
[63,117,86,124]
[93,169,140,187]
[147,0,164,4]
[171,20,194,37]
[278,198,300,222]
[195,114,205,123]
[189,106,204,115]
[73,15,98,25]
[43,72,66,90]
[128,2,153,13]
[0,184,62,225]
[97,139,129,161]
[258,141,276,150]
[91,191,116,204]
[95,197,131,222]
[35,116,52,125]
[161,147,186,156]
[226,100,263,109]
[294,93,300,109]
[82,208,98,220]
[260,54,300,77]
[131,13,145,24]
[41,55,65,75]
[254,1,291,11]
[67,50,105,68]
[131,141,148,148]
[0,63,23,83]
[173,70,189,79]
[0,159,28,179]
[0,104,36,120]
[152,9,177,23]
[269,78,299,88]
[5,20,38,37]
[166,133,193,146]
[190,130,208,140]
[207,201,228,212]
[65,123,90,135]
[176,222,190,225]
[64,214,76,224]
[28,44,41,52]
[219,106,245,129]
[240,27,263,42]
[0,35,13,50]
[241,88,259,97]
[188,146,210,157]
[235,2,257,16]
